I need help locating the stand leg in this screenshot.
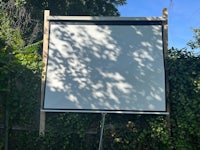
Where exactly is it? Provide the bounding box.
[98,113,106,150]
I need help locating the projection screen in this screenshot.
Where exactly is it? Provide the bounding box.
[43,17,167,114]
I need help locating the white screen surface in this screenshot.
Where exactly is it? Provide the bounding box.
[43,21,166,113]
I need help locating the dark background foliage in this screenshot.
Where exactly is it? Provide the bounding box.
[0,0,200,149]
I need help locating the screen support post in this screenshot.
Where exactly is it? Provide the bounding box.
[162,8,171,134]
[39,10,50,135]
[98,113,107,150]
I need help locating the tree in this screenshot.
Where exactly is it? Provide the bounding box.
[188,28,200,50]
[25,0,126,41]
[25,0,126,16]
[0,1,43,149]
[167,47,200,150]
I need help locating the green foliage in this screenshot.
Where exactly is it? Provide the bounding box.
[0,2,43,148]
[188,28,200,50]
[1,0,200,149]
[167,47,200,150]
[14,0,26,8]
[25,0,126,17]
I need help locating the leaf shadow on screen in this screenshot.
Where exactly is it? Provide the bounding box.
[44,22,166,112]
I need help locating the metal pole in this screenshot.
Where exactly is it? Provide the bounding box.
[98,113,106,150]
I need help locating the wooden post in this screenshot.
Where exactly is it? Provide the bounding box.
[163,8,171,133]
[39,10,50,135]
[163,8,168,55]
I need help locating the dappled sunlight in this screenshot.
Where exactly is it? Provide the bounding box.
[44,20,166,112]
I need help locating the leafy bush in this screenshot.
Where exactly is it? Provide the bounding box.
[0,0,200,149]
